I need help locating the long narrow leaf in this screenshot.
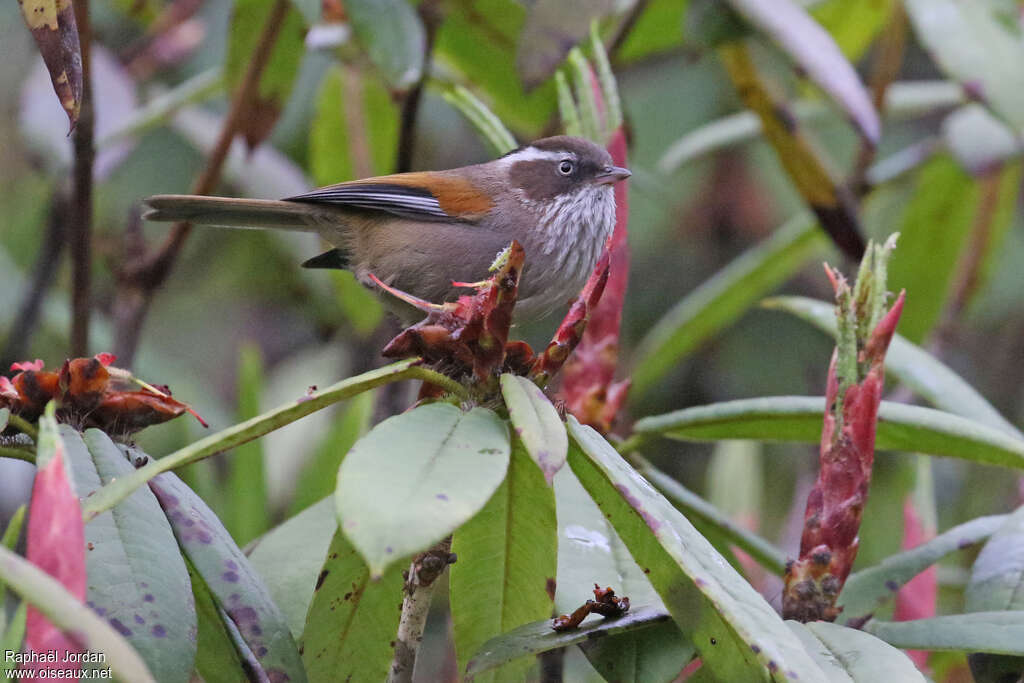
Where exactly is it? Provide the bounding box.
[632,397,1024,469]
[724,0,880,142]
[150,473,306,682]
[866,612,1024,655]
[467,605,678,676]
[62,428,196,683]
[839,513,1008,622]
[569,419,825,680]
[632,214,827,397]
[82,359,460,522]
[763,295,1024,438]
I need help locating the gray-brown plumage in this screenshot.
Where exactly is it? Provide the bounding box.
[144,136,630,321]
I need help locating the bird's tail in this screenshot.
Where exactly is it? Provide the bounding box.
[143,194,325,232]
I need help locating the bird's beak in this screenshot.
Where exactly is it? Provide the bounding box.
[594,166,632,185]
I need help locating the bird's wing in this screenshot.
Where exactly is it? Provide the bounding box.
[284,172,494,222]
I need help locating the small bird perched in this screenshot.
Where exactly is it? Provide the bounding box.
[144,136,630,321]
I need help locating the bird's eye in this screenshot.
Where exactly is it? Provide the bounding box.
[558,160,574,175]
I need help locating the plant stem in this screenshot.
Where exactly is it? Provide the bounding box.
[849,4,909,195]
[113,0,289,364]
[1,188,67,367]
[6,414,38,441]
[80,360,466,521]
[69,0,94,357]
[389,538,455,683]
[395,0,442,173]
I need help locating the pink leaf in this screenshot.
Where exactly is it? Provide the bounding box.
[556,126,630,433]
[24,440,86,680]
[894,496,936,669]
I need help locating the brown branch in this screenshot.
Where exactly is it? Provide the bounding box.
[1,189,67,368]
[849,4,908,197]
[608,0,650,60]
[395,0,442,173]
[69,0,95,357]
[112,0,290,364]
[930,168,1005,357]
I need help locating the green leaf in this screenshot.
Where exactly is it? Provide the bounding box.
[866,612,1024,655]
[967,506,1024,612]
[0,545,156,682]
[453,440,557,681]
[0,504,25,595]
[964,506,1024,680]
[345,0,425,91]
[1,602,27,679]
[310,64,399,186]
[568,418,825,681]
[434,0,557,131]
[839,514,1008,622]
[904,0,1024,133]
[554,466,662,613]
[633,458,789,576]
[617,0,687,63]
[288,0,319,25]
[289,393,374,517]
[150,472,307,682]
[466,604,681,676]
[188,560,251,683]
[632,397,1024,469]
[763,295,1024,439]
[225,0,306,146]
[723,0,880,142]
[515,0,615,88]
[83,359,460,522]
[0,505,26,638]
[248,497,337,638]
[581,619,693,683]
[787,620,926,681]
[887,156,980,342]
[300,528,405,682]
[553,466,692,681]
[61,428,196,683]
[225,345,269,546]
[501,374,568,484]
[632,214,827,397]
[810,0,894,60]
[337,403,510,577]
[658,81,964,173]
[0,408,8,432]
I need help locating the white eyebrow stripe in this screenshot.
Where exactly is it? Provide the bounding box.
[501,147,575,166]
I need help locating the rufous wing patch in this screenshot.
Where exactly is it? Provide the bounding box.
[347,172,494,219]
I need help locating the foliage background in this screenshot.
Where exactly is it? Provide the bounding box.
[2,0,1024,678]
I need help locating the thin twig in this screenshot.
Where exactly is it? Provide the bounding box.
[395,0,442,173]
[608,0,650,60]
[69,0,95,357]
[1,188,67,367]
[112,0,291,364]
[931,168,1005,357]
[388,538,456,683]
[849,4,908,196]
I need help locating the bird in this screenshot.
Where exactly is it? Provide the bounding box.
[144,135,630,321]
